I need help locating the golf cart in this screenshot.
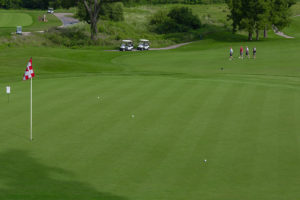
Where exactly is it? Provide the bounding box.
[47,8,54,14]
[120,40,134,51]
[137,39,150,50]
[16,26,22,35]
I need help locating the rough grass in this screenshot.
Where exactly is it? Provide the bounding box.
[95,3,231,48]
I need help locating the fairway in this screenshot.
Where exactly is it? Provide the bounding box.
[0,13,33,27]
[0,12,300,200]
[0,74,299,200]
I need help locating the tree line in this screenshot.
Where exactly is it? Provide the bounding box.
[226,0,296,40]
[0,0,296,42]
[0,0,77,9]
[0,0,226,9]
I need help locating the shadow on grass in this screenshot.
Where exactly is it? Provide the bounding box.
[0,150,128,200]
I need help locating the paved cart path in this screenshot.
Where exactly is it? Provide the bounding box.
[272,15,300,39]
[104,42,193,52]
[54,13,79,27]
[150,42,192,50]
[273,25,294,39]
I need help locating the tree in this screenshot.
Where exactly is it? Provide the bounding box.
[149,7,201,34]
[226,0,295,40]
[82,0,102,40]
[61,0,78,8]
[77,1,124,40]
[253,0,269,40]
[227,0,256,40]
[270,0,295,30]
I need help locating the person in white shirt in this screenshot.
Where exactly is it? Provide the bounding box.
[229,47,233,60]
[246,46,250,59]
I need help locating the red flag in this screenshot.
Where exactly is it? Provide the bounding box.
[23,58,35,80]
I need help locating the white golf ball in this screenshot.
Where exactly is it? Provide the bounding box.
[132,114,135,118]
[204,159,207,163]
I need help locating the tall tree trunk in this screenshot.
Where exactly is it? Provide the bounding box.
[256,29,259,40]
[90,16,98,40]
[248,32,253,41]
[83,0,101,41]
[264,26,267,38]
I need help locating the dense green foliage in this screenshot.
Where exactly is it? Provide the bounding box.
[149,7,201,33]
[226,0,296,40]
[100,2,124,21]
[0,0,226,9]
[121,0,226,6]
[45,27,90,47]
[76,2,124,23]
[0,0,77,9]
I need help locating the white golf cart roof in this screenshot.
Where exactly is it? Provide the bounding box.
[122,40,132,43]
[140,39,149,42]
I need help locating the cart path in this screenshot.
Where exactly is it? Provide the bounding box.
[272,14,300,39]
[104,42,192,52]
[272,25,294,39]
[54,13,80,27]
[150,42,192,50]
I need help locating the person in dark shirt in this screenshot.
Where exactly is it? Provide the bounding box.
[253,47,256,59]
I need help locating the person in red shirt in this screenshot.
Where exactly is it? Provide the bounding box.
[239,46,244,59]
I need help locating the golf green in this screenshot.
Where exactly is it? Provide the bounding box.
[0,13,33,27]
[0,17,300,200]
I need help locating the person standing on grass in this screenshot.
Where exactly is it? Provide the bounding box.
[246,46,250,59]
[239,46,244,59]
[229,47,233,60]
[253,47,257,59]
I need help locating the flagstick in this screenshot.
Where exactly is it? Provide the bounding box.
[30,77,33,141]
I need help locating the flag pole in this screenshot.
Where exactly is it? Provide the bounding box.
[30,77,33,141]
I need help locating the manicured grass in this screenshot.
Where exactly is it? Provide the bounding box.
[1,32,300,200]
[0,4,300,200]
[0,13,33,27]
[0,10,61,36]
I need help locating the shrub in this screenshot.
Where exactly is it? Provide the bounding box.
[167,7,201,30]
[110,2,124,21]
[45,27,91,47]
[149,7,201,34]
[149,10,170,33]
[100,2,124,21]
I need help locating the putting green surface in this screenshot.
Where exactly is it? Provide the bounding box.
[0,19,300,200]
[0,13,33,27]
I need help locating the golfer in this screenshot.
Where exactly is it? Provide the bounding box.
[240,46,244,59]
[229,47,233,60]
[253,47,256,59]
[246,46,250,59]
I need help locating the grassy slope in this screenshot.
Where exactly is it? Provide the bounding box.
[96,3,230,47]
[0,4,300,200]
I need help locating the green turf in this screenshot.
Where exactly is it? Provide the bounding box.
[0,9,300,200]
[0,13,33,27]
[0,10,61,36]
